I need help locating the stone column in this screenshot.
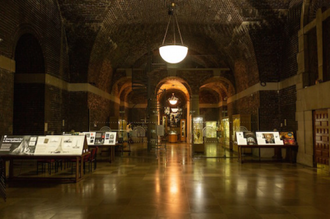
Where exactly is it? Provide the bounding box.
[147,95,158,151]
[316,8,324,82]
[190,95,200,116]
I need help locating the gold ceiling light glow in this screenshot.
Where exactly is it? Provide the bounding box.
[171,108,178,113]
[168,93,178,105]
[159,2,188,64]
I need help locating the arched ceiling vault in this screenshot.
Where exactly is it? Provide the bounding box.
[58,0,299,89]
[157,78,190,102]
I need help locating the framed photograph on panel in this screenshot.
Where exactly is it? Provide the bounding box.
[256,132,283,145]
[180,119,186,142]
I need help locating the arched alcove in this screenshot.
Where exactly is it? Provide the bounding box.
[14,34,45,135]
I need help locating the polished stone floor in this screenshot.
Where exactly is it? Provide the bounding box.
[1,141,330,219]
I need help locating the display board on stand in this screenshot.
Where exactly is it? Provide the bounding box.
[0,135,87,156]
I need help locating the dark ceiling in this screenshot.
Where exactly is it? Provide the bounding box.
[58,0,298,73]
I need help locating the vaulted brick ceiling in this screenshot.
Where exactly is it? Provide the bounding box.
[58,0,298,83]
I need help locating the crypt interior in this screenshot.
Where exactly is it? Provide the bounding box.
[1,0,330,218]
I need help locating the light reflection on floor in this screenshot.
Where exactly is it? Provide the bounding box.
[1,140,330,218]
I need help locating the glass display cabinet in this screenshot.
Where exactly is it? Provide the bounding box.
[193,116,204,154]
[221,118,230,149]
[118,119,127,141]
[205,121,217,138]
[232,114,251,152]
[162,115,167,134]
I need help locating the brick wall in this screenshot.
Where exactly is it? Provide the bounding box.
[259,91,280,131]
[200,108,219,121]
[129,108,147,125]
[13,83,45,135]
[0,1,67,80]
[45,85,69,134]
[278,85,297,132]
[228,94,260,131]
[0,70,14,137]
[250,25,284,82]
[280,4,301,80]
[0,1,71,136]
[88,93,114,131]
[68,92,88,132]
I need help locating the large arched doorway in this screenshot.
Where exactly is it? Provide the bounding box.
[14,34,45,135]
[156,78,191,144]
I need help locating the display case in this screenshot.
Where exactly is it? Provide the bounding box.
[118,119,127,141]
[193,116,204,154]
[232,114,251,152]
[180,119,186,142]
[163,116,167,134]
[221,118,230,149]
[205,121,217,141]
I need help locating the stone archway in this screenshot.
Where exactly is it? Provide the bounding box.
[155,77,192,143]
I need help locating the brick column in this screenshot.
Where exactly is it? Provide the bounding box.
[0,55,15,135]
[190,95,199,116]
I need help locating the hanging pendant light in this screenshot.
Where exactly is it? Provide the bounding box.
[168,93,178,105]
[159,3,188,64]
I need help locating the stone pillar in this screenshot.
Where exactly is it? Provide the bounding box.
[295,7,327,167]
[316,8,324,82]
[190,95,199,116]
[147,95,158,151]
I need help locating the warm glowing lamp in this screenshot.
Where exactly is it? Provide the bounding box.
[159,3,188,64]
[168,93,178,105]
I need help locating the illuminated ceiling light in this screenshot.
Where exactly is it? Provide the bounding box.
[171,108,178,113]
[168,93,178,105]
[159,2,188,64]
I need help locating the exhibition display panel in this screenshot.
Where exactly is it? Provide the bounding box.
[0,135,89,182]
[236,131,298,163]
[84,131,118,162]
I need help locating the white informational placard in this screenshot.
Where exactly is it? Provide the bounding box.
[255,132,283,145]
[34,136,62,155]
[84,132,96,145]
[34,135,85,155]
[104,132,117,145]
[236,132,247,145]
[60,135,85,155]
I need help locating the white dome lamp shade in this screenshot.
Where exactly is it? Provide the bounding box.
[168,93,178,105]
[159,3,188,64]
[159,45,188,64]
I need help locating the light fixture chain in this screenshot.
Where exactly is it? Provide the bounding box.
[162,16,172,45]
[174,14,184,45]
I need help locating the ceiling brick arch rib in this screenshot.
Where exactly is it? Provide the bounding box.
[58,0,299,89]
[88,0,257,77]
[200,77,236,101]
